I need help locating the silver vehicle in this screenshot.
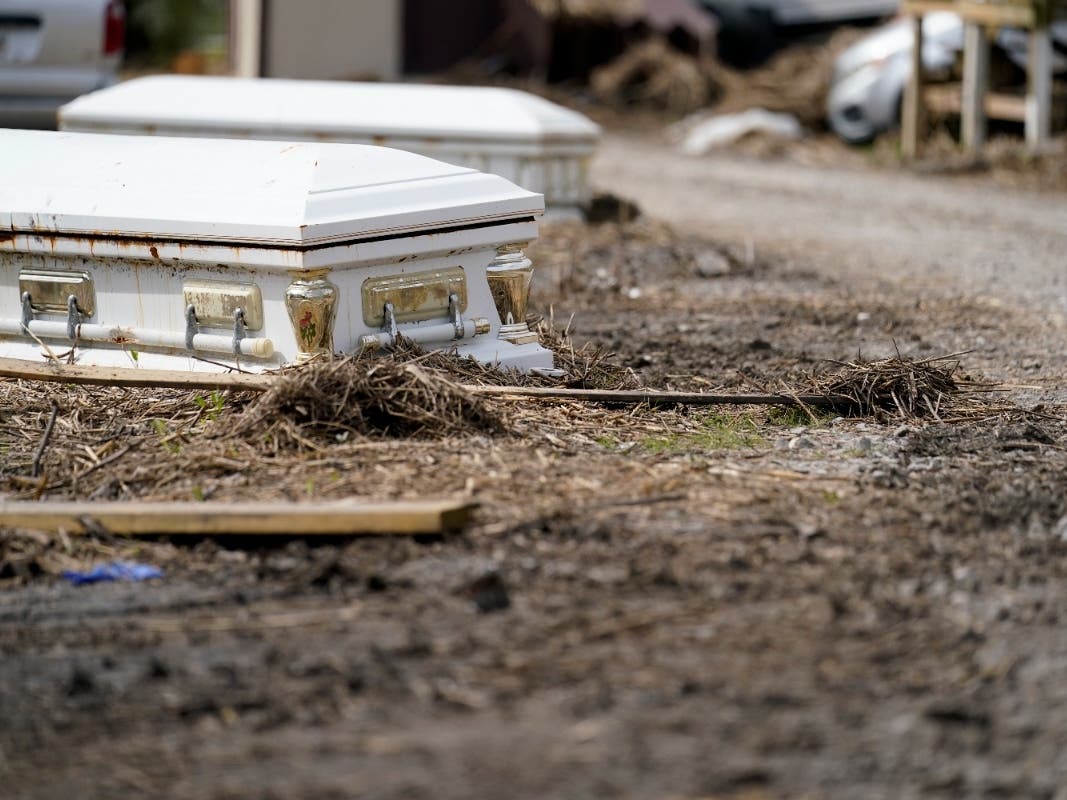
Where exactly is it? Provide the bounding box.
[828,12,1067,143]
[0,0,124,128]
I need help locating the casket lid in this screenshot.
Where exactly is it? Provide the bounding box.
[0,130,543,248]
[60,76,601,147]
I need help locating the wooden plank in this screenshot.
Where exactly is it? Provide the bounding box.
[1026,27,1053,149]
[902,14,925,160]
[0,357,273,392]
[903,1,1034,28]
[961,21,990,153]
[987,92,1028,122]
[0,499,475,536]
[924,85,1027,122]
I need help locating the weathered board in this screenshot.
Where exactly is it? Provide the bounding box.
[0,500,476,536]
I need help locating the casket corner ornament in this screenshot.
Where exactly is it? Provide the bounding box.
[285,272,338,362]
[487,243,539,345]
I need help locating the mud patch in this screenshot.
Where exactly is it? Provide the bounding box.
[3,219,1067,799]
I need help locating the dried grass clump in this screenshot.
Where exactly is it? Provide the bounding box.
[229,328,638,450]
[591,39,717,114]
[383,337,552,389]
[806,354,962,418]
[534,317,638,390]
[231,355,507,448]
[383,325,638,392]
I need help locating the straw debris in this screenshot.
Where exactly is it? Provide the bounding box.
[591,38,716,114]
[231,354,507,448]
[376,323,638,391]
[802,354,964,419]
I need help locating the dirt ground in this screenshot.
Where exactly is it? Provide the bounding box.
[3,133,1067,799]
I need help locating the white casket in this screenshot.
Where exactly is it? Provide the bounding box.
[58,76,601,218]
[0,130,554,373]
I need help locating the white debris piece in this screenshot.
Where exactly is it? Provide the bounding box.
[674,109,803,155]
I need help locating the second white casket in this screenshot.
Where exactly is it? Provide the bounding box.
[0,130,554,372]
[58,75,601,218]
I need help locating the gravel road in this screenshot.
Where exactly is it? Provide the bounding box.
[591,133,1067,312]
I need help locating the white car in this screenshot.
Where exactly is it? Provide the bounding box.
[828,12,1067,143]
[0,0,124,128]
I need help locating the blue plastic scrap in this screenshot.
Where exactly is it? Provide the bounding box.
[62,561,164,586]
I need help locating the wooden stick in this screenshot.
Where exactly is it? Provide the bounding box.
[0,499,475,536]
[31,399,60,477]
[467,385,847,407]
[0,357,846,407]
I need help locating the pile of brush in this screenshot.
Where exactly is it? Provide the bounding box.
[229,355,507,448]
[591,39,717,114]
[806,354,964,418]
[384,329,636,391]
[229,327,637,449]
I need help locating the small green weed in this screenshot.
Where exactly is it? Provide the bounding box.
[768,406,835,428]
[595,434,620,450]
[640,434,681,454]
[193,390,227,421]
[152,418,181,454]
[641,412,766,454]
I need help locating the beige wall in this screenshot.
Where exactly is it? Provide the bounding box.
[263,0,401,81]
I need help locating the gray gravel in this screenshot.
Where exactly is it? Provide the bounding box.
[591,133,1067,313]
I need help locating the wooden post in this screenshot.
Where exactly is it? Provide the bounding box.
[901,14,924,160]
[1026,26,1052,150]
[961,21,990,154]
[230,0,264,78]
